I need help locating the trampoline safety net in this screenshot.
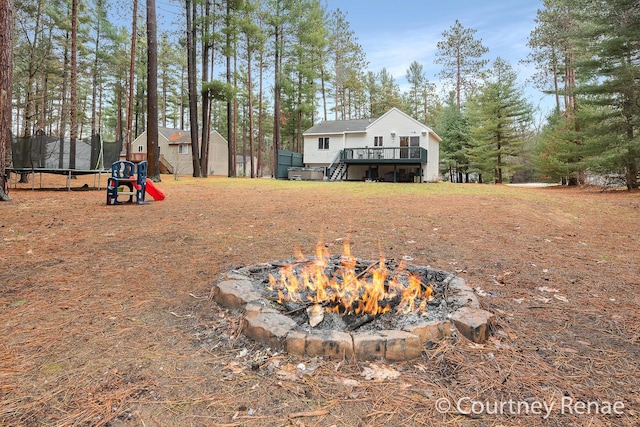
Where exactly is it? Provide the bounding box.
[11,131,122,171]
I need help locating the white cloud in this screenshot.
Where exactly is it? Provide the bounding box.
[363,27,440,79]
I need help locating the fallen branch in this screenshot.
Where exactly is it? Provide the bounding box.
[356,260,380,279]
[287,409,330,419]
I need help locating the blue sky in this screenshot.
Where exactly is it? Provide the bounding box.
[150,0,553,119]
[323,0,552,117]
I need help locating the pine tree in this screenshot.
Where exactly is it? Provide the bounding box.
[535,111,584,182]
[527,0,585,185]
[436,93,471,182]
[405,61,425,120]
[435,20,488,111]
[576,0,640,189]
[467,58,533,183]
[327,8,366,120]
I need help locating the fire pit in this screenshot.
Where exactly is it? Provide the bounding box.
[212,242,494,361]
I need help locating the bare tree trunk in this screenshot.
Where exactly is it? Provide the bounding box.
[199,0,212,178]
[147,0,159,180]
[258,52,263,177]
[179,64,184,129]
[126,0,137,161]
[247,42,255,179]
[273,13,281,178]
[79,96,86,139]
[161,71,167,128]
[226,0,233,177]
[39,67,47,132]
[496,142,503,184]
[186,0,200,177]
[321,67,327,121]
[22,0,43,140]
[97,73,103,136]
[204,55,214,171]
[91,11,101,138]
[242,106,246,177]
[334,54,338,120]
[456,53,461,111]
[69,0,78,170]
[296,66,302,152]
[116,82,123,142]
[14,85,21,137]
[551,46,560,113]
[233,41,238,177]
[0,0,14,200]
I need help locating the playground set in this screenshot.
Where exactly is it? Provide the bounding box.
[106,160,165,205]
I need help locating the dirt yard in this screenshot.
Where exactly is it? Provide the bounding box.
[1,175,638,426]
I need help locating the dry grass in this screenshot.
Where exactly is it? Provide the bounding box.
[1,174,639,426]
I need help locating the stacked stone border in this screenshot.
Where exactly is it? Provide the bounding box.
[211,266,495,361]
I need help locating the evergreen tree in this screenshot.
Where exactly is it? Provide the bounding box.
[280,0,326,151]
[327,8,367,120]
[535,110,585,182]
[158,32,182,128]
[238,0,266,177]
[527,0,585,185]
[376,68,402,116]
[435,92,471,182]
[404,61,437,125]
[405,61,424,120]
[576,0,640,189]
[435,20,488,111]
[467,58,533,183]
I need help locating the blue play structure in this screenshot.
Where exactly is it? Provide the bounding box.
[106,161,147,205]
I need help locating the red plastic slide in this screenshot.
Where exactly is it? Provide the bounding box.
[145,178,166,201]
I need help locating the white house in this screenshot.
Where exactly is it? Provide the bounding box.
[302,108,441,182]
[129,127,228,176]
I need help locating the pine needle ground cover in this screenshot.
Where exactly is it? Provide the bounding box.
[1,176,638,426]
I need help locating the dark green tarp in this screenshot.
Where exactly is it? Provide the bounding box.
[11,131,122,171]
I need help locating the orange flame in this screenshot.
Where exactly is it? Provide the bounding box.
[269,241,434,316]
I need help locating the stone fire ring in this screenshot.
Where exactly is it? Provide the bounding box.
[211,264,495,361]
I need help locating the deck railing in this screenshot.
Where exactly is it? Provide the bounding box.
[340,147,427,163]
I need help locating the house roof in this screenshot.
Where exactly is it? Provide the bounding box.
[302,108,441,141]
[159,127,193,144]
[304,118,373,135]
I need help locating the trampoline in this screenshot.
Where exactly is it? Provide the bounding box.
[9,131,122,190]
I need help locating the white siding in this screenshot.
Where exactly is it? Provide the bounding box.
[302,108,441,182]
[132,130,228,176]
[303,134,345,164]
[343,133,368,148]
[425,135,440,182]
[208,131,228,176]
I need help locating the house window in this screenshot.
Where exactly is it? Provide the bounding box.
[410,136,420,159]
[178,145,188,155]
[374,136,383,147]
[318,137,329,150]
[137,145,143,152]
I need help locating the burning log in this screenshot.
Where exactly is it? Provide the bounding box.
[267,241,435,321]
